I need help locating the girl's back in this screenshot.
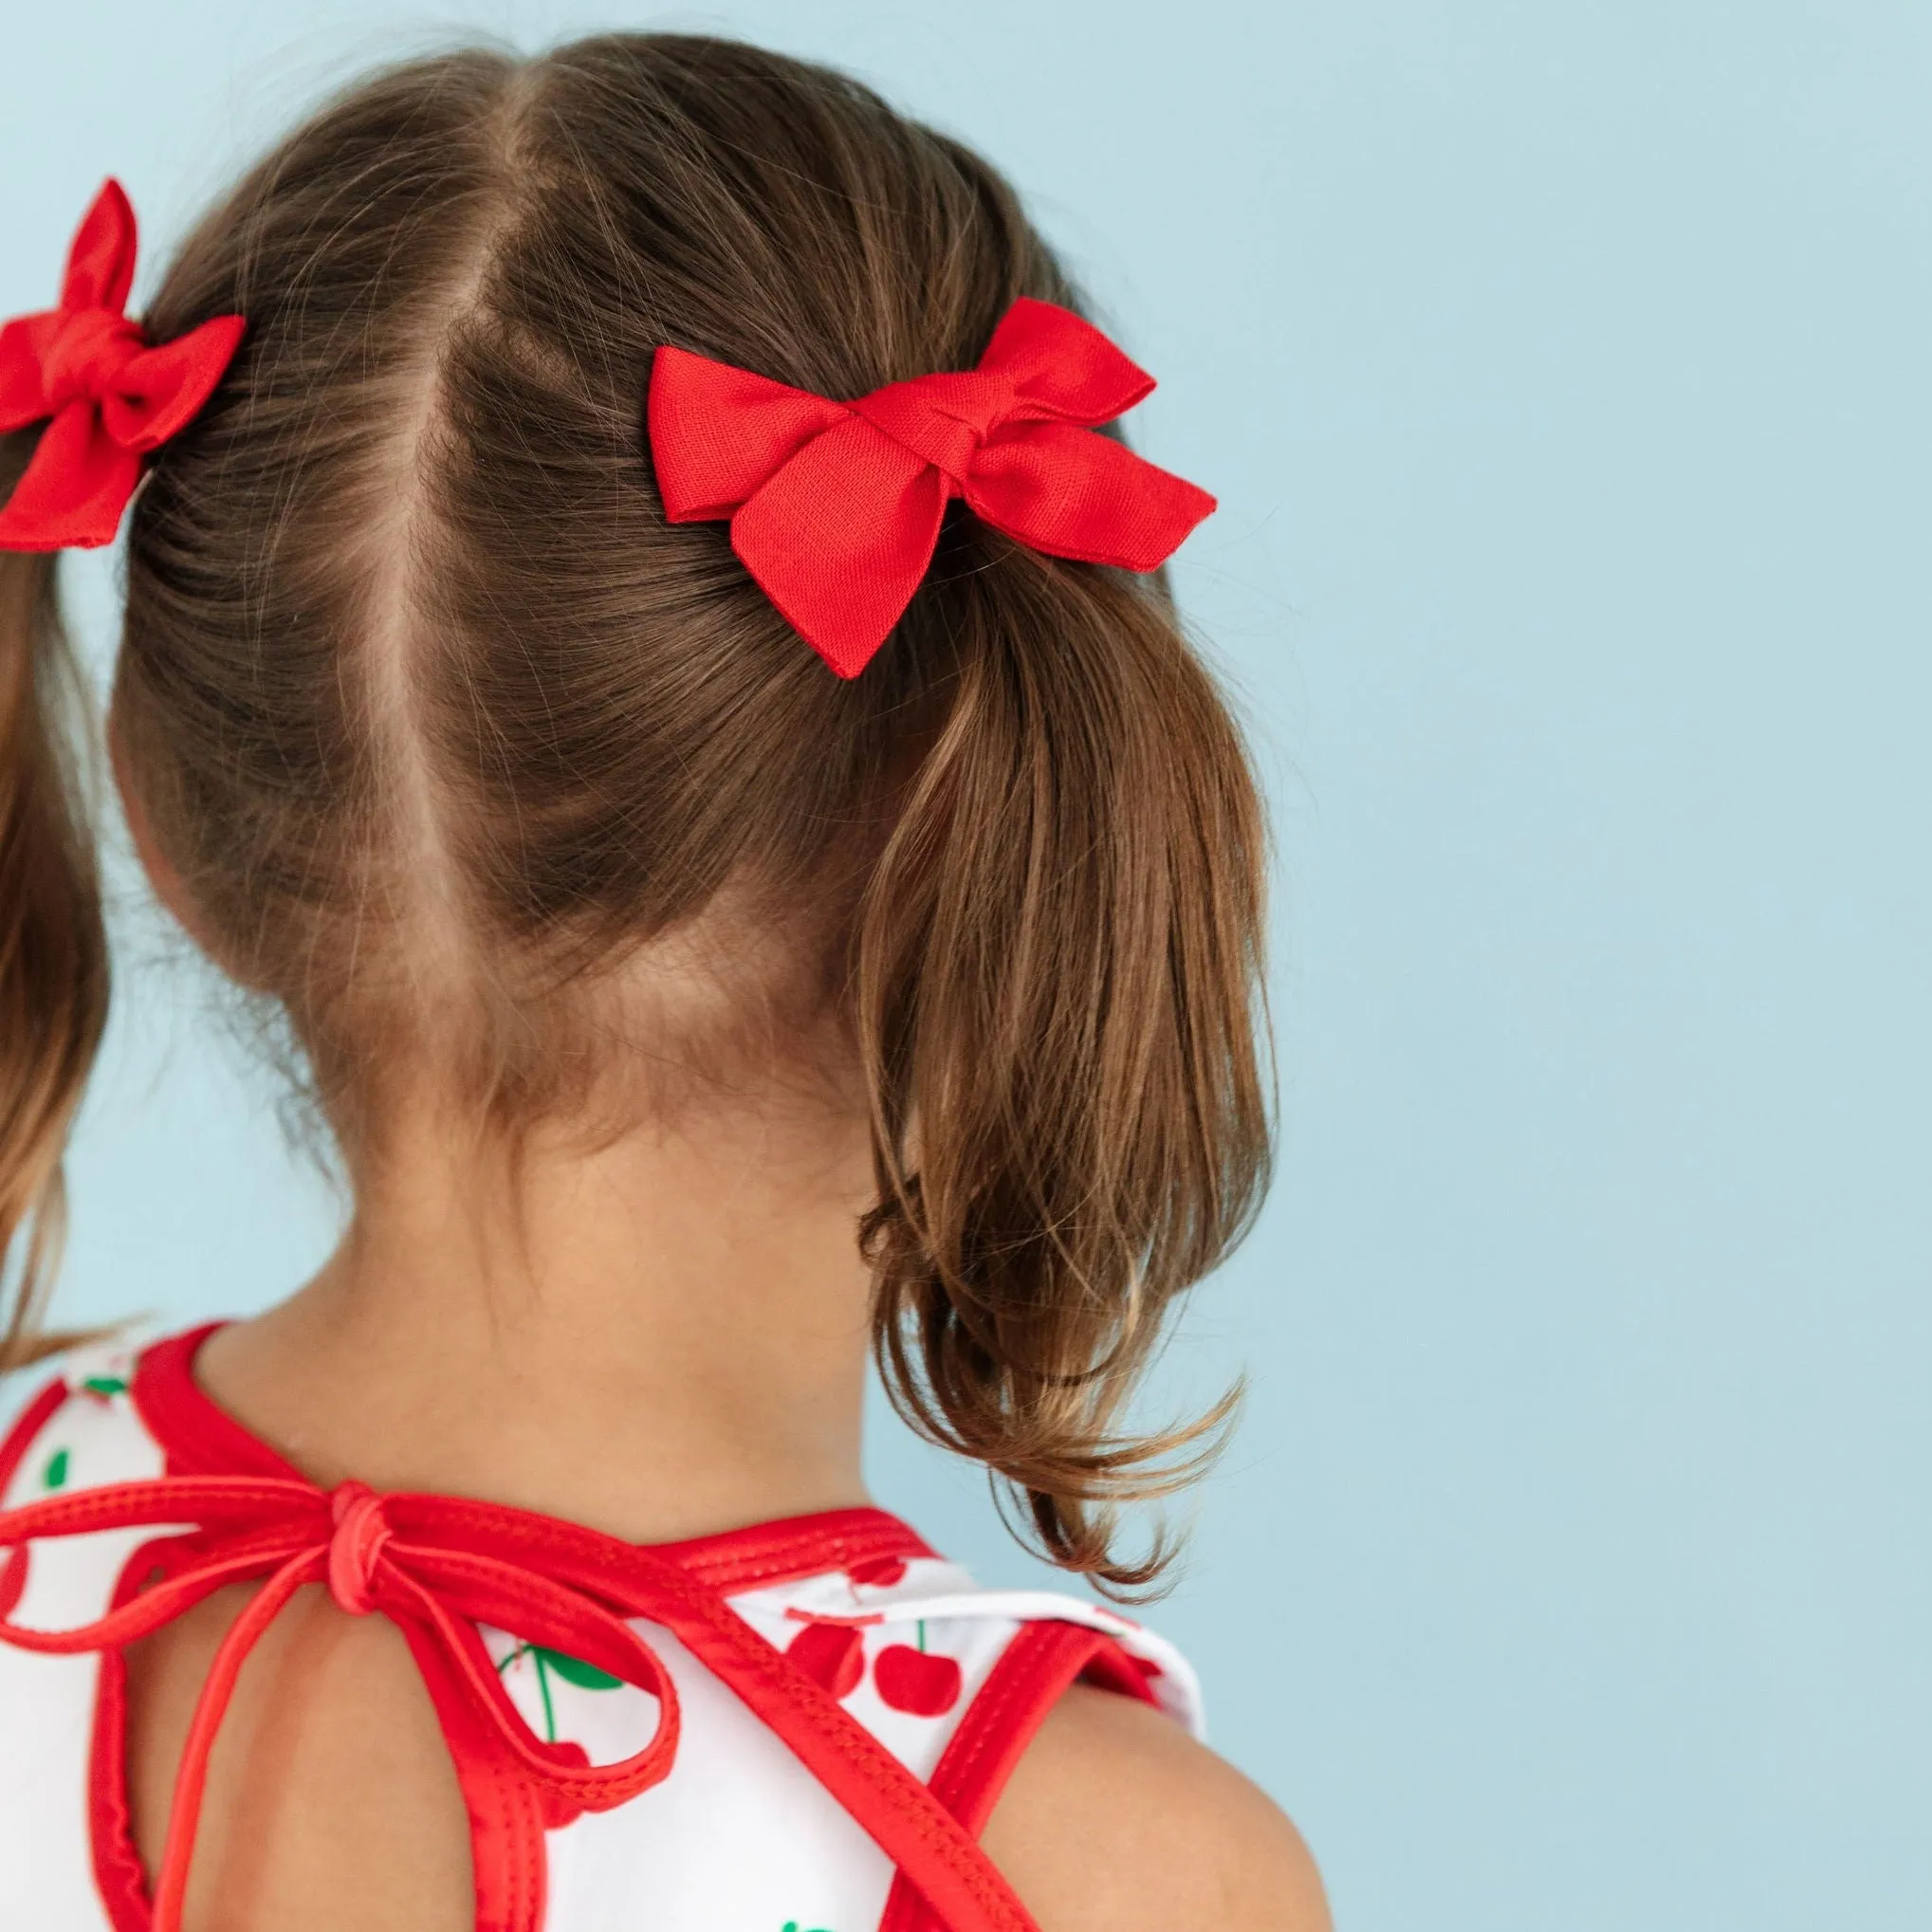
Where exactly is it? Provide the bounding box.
[0,33,1327,1932]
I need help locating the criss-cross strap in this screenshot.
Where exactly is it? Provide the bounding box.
[0,1470,1041,1932]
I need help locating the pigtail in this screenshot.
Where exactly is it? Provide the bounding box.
[0,432,109,1371]
[858,547,1271,1592]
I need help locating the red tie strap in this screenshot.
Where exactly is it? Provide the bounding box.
[0,1475,680,1931]
[0,1470,1044,1932]
[647,297,1217,678]
[0,179,245,551]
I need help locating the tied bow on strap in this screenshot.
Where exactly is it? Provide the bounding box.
[647,296,1216,677]
[0,1475,680,1932]
[0,179,245,550]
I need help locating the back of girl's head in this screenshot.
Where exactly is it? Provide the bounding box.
[0,33,1269,1588]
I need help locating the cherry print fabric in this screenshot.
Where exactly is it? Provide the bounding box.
[0,1332,1202,1932]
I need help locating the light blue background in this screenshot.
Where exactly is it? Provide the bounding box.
[4,4,1928,1927]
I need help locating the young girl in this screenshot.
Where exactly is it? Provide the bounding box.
[0,33,1327,1932]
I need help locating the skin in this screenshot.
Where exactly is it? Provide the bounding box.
[113,749,1332,1932]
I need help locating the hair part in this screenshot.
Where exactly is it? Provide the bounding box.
[1,34,1271,1586]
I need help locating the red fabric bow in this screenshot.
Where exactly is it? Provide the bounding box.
[0,179,245,551]
[647,297,1216,677]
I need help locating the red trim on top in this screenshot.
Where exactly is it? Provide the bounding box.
[0,1375,68,1498]
[132,1326,304,1481]
[655,1511,935,1592]
[875,1624,1160,1932]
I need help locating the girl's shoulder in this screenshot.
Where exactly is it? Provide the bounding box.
[985,1680,1332,1932]
[744,1558,1330,1932]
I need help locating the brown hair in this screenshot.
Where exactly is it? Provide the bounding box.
[0,34,1269,1586]
[0,440,108,1372]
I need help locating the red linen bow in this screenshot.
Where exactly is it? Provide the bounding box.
[647,297,1216,678]
[0,1475,680,1932]
[0,179,245,550]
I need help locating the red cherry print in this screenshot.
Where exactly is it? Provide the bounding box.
[0,1545,26,1620]
[873,1643,962,1717]
[785,1620,866,1700]
[848,1555,909,1589]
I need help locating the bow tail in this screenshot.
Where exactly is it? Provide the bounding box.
[966,422,1217,574]
[0,313,57,431]
[104,316,249,454]
[59,179,138,316]
[0,398,141,550]
[149,1546,324,1932]
[974,297,1157,423]
[730,416,947,677]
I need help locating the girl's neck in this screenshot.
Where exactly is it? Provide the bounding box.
[194,1089,880,1544]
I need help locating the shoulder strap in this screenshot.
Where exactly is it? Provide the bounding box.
[624,1558,1047,1932]
[878,1621,1157,1932]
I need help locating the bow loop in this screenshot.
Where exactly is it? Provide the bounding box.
[647,346,849,522]
[974,297,1157,425]
[0,179,245,552]
[0,1472,679,1932]
[647,296,1215,679]
[58,176,138,316]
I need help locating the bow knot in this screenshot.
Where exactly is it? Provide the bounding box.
[326,1481,392,1616]
[851,370,1019,483]
[40,306,146,413]
[0,178,246,553]
[647,296,1216,679]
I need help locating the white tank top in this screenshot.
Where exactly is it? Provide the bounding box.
[0,1327,1202,1932]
